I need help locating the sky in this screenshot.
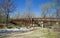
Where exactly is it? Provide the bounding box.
[10,0,54,18]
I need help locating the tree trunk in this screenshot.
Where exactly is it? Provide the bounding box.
[6,10,9,28]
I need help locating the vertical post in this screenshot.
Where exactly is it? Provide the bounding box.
[56,22,59,25]
[41,21,43,28]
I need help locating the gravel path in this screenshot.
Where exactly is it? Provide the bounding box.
[0,28,47,38]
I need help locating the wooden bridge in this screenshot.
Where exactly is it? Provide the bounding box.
[10,18,60,23]
[10,18,60,28]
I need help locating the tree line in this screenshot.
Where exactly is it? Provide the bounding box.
[0,0,60,28]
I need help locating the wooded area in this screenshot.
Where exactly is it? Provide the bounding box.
[0,0,60,38]
[0,0,60,32]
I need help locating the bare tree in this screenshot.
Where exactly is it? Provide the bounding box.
[0,0,16,28]
[53,0,60,18]
[52,0,60,31]
[40,3,51,18]
[12,12,21,19]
